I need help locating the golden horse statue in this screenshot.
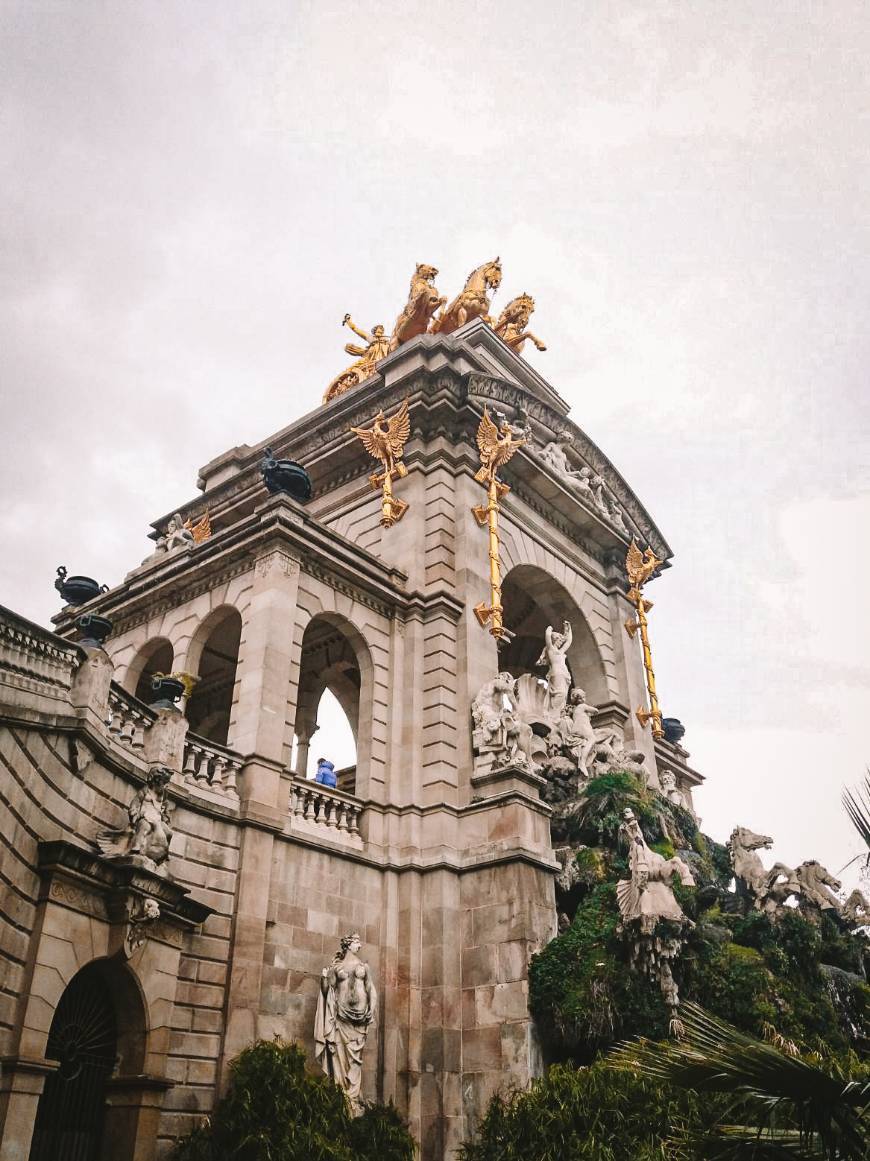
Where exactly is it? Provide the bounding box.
[431,258,502,335]
[494,294,547,356]
[390,263,446,351]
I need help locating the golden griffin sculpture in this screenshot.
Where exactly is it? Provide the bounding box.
[351,398,412,528]
[494,294,547,355]
[624,540,665,738]
[471,407,526,640]
[323,257,546,405]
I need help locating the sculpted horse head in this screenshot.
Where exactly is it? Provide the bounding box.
[432,258,503,334]
[728,825,773,892]
[390,263,445,350]
[795,859,842,911]
[496,293,535,330]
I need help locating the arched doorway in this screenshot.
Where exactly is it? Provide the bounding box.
[185,607,242,745]
[126,638,174,704]
[292,614,372,794]
[499,565,608,705]
[29,963,118,1161]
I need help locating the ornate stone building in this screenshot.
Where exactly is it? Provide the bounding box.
[0,317,701,1159]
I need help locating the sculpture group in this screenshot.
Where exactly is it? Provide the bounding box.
[324,259,546,403]
[727,825,869,927]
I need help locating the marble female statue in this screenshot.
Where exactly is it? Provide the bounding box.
[165,513,195,552]
[314,931,377,1111]
[536,621,573,715]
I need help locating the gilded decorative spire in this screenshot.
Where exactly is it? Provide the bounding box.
[471,407,525,640]
[350,398,412,527]
[623,540,665,738]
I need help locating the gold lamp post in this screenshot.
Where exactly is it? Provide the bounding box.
[350,398,411,528]
[471,407,525,640]
[623,540,665,738]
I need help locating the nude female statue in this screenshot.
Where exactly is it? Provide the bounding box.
[314,931,377,1112]
[536,621,573,715]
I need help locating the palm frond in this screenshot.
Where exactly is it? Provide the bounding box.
[842,772,870,852]
[610,1004,869,1160]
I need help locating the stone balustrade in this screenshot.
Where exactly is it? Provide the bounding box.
[182,733,241,800]
[289,777,363,846]
[0,605,80,700]
[106,686,157,751]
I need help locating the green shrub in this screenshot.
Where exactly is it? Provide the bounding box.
[169,1039,414,1161]
[458,1059,728,1160]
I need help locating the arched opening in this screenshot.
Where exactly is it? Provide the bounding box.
[499,565,608,707]
[292,614,372,794]
[29,959,146,1161]
[126,638,174,704]
[185,607,242,745]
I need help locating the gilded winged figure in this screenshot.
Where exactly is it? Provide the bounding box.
[626,540,662,590]
[183,510,211,544]
[351,398,411,479]
[474,406,526,486]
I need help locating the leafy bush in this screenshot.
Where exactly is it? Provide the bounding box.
[169,1039,414,1161]
[457,1059,728,1161]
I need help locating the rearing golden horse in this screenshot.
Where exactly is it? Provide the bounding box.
[431,258,503,334]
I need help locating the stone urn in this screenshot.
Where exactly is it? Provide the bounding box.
[75,613,113,647]
[55,566,109,606]
[149,674,186,708]
[261,448,313,501]
[662,717,686,745]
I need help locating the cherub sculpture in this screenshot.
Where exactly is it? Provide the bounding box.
[494,293,546,356]
[390,263,446,350]
[432,258,502,334]
[95,765,173,870]
[473,406,526,487]
[324,315,391,403]
[556,687,599,779]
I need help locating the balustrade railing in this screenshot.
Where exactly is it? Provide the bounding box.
[290,778,362,839]
[0,606,80,696]
[106,686,156,751]
[182,733,241,799]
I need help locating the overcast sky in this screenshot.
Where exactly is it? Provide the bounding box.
[2,1,869,884]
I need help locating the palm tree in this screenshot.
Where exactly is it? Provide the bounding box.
[842,773,870,855]
[609,1003,869,1159]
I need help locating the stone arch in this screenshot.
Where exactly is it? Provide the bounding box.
[499,563,609,706]
[28,957,149,1161]
[292,611,375,794]
[185,605,243,745]
[125,637,174,702]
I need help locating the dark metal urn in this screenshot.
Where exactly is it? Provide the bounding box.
[662,717,686,745]
[149,675,186,708]
[55,566,109,606]
[75,613,113,647]
[260,448,313,501]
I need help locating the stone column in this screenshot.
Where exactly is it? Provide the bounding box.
[219,535,303,1081]
[0,1056,56,1161]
